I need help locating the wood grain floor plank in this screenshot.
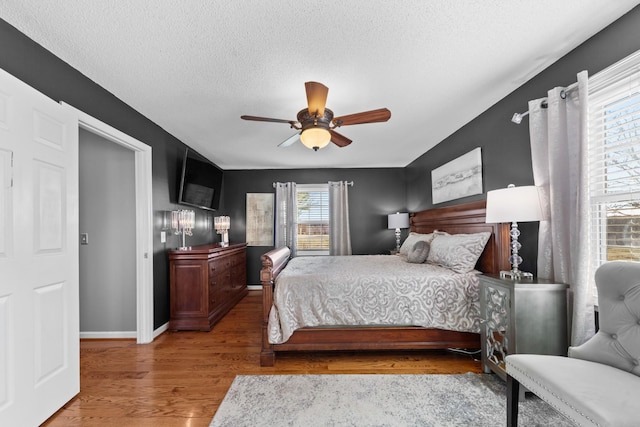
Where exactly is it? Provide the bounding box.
[43,291,482,426]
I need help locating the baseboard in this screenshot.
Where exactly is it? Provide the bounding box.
[247,285,261,291]
[80,322,170,341]
[80,331,136,339]
[154,321,169,338]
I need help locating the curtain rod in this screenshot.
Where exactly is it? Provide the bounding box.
[329,181,354,187]
[272,181,354,188]
[512,51,640,124]
[511,80,579,124]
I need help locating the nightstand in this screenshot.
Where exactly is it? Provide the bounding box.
[479,274,568,380]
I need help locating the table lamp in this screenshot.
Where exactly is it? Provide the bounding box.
[214,216,231,247]
[485,184,544,279]
[388,212,410,253]
[172,209,195,250]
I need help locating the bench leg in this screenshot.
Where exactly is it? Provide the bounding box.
[507,375,520,427]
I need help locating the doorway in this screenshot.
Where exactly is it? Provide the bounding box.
[63,103,154,343]
[79,129,136,336]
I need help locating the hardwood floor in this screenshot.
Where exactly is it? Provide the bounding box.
[43,291,482,426]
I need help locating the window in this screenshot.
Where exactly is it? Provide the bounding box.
[296,184,329,255]
[588,58,640,270]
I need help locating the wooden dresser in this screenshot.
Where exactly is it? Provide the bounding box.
[169,243,247,331]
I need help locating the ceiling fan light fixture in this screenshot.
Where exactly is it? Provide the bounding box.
[241,82,390,150]
[300,127,331,151]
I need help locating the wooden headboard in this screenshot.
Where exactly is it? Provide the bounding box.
[410,200,510,275]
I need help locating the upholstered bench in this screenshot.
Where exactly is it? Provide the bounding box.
[507,354,640,426]
[505,261,640,427]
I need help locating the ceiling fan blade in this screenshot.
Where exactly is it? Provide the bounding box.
[332,108,391,127]
[278,132,300,148]
[329,129,352,147]
[241,115,296,126]
[305,81,329,117]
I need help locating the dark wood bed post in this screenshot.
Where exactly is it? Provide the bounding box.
[259,246,291,366]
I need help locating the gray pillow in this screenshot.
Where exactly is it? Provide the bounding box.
[399,232,435,256]
[407,240,430,263]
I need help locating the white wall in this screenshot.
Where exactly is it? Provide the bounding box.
[79,128,136,332]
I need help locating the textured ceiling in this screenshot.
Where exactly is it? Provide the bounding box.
[1,1,638,169]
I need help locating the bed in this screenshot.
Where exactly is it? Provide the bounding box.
[259,200,510,366]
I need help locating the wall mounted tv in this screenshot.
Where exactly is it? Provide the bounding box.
[178,148,223,211]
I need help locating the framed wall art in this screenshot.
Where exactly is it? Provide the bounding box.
[246,193,274,246]
[431,147,483,204]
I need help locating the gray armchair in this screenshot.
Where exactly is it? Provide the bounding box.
[505,261,640,427]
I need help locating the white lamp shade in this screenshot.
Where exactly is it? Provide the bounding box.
[214,215,230,231]
[171,209,195,230]
[485,185,544,223]
[388,212,410,229]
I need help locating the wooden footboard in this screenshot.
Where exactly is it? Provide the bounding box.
[259,200,509,366]
[260,246,291,366]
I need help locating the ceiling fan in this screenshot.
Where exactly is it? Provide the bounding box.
[241,81,391,151]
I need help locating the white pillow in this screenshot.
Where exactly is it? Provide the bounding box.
[399,232,436,256]
[427,232,491,273]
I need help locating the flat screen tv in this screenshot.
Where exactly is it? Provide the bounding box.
[178,148,223,211]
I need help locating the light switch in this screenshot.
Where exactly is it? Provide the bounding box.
[160,231,166,243]
[80,233,88,245]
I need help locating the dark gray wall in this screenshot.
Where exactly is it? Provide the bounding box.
[79,129,137,332]
[223,168,406,284]
[405,5,640,274]
[2,4,639,324]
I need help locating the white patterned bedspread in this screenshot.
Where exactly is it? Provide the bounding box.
[268,255,482,344]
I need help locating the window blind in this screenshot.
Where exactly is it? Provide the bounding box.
[296,184,329,252]
[588,51,640,266]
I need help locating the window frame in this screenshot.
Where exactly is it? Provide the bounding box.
[295,183,330,256]
[587,51,640,291]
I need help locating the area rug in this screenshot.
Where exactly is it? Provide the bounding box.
[210,373,573,426]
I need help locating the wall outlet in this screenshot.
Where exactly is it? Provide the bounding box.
[80,233,88,245]
[160,231,166,243]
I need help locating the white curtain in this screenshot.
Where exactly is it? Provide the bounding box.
[328,181,352,256]
[274,182,298,257]
[528,70,594,346]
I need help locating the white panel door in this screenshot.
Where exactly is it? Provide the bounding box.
[0,68,79,426]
